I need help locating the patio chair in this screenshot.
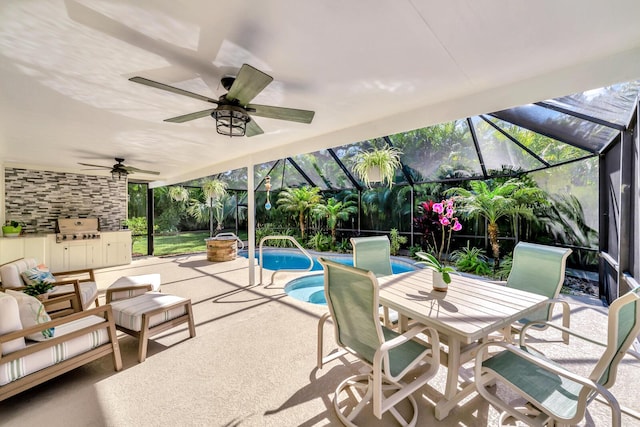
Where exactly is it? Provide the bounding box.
[501,242,572,344]
[474,287,640,427]
[317,236,395,368]
[318,257,440,426]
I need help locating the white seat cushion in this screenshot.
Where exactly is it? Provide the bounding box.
[108,274,161,302]
[111,293,187,332]
[0,315,109,386]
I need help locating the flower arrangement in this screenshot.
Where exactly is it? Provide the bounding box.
[414,198,462,261]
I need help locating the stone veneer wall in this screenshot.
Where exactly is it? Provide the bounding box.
[4,168,127,233]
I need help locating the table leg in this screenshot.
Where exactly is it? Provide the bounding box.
[434,335,477,420]
[398,314,409,333]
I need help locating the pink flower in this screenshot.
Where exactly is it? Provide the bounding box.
[452,220,462,231]
[447,199,454,209]
[446,208,454,218]
[440,217,450,226]
[433,203,444,214]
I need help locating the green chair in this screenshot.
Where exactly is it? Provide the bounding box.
[474,287,640,427]
[317,236,395,368]
[318,257,440,426]
[350,236,393,277]
[503,242,572,344]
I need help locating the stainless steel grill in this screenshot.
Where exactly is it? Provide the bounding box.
[55,217,101,243]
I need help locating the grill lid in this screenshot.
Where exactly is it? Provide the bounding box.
[56,217,100,233]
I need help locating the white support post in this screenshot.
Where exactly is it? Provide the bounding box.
[247,162,255,285]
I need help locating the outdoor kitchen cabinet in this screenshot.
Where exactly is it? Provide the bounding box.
[101,231,132,267]
[0,236,46,265]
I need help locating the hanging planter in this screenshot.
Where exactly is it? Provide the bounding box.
[352,145,403,188]
[168,186,189,202]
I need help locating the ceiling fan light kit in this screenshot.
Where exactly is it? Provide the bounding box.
[79,157,160,180]
[213,105,250,137]
[129,63,315,138]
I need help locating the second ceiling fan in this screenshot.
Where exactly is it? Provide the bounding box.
[130,64,315,137]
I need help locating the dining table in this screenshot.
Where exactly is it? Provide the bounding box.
[377,268,549,420]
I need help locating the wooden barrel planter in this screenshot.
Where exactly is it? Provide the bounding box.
[206,236,237,262]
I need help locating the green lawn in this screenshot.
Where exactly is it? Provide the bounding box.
[132,230,248,257]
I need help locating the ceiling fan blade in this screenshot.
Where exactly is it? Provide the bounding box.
[78,162,110,169]
[129,77,219,104]
[121,166,161,175]
[245,119,264,137]
[226,64,273,105]
[165,109,215,123]
[248,104,315,124]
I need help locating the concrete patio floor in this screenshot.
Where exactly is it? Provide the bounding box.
[1,253,639,426]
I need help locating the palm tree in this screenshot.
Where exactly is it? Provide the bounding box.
[446,179,546,266]
[312,197,357,243]
[187,179,227,237]
[276,186,324,239]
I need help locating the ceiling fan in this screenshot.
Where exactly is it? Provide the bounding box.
[79,158,160,179]
[129,63,315,137]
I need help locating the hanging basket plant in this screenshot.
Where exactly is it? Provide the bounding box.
[168,186,189,202]
[352,145,403,188]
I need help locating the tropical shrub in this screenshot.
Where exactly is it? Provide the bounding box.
[450,243,491,276]
[276,186,324,239]
[389,228,407,256]
[307,232,332,252]
[414,198,462,261]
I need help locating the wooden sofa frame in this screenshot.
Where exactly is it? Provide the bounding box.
[0,304,123,401]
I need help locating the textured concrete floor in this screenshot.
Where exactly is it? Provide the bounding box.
[0,253,638,427]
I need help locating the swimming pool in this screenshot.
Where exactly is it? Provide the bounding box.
[239,249,418,305]
[239,248,417,274]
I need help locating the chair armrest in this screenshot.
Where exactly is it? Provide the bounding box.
[53,268,96,282]
[519,319,605,348]
[43,292,82,317]
[475,341,621,418]
[0,305,117,363]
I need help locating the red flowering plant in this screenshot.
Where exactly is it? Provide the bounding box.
[414,198,462,261]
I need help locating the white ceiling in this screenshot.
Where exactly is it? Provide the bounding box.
[2,0,640,187]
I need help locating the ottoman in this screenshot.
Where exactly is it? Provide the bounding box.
[110,292,195,362]
[106,274,162,303]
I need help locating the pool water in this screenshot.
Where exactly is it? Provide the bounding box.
[241,249,418,305]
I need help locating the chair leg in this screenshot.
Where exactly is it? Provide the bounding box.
[317,312,347,369]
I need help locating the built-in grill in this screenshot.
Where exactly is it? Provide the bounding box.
[55,217,101,243]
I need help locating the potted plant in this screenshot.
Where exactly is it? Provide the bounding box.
[2,220,23,237]
[23,281,55,301]
[168,186,190,202]
[415,251,456,291]
[352,144,403,188]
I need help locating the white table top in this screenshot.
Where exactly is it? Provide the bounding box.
[378,269,548,344]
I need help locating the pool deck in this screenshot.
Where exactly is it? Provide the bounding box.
[1,253,639,426]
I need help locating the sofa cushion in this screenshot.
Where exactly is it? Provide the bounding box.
[108,274,162,302]
[0,292,26,355]
[20,266,56,287]
[0,315,109,386]
[6,290,54,342]
[0,259,38,289]
[111,293,188,332]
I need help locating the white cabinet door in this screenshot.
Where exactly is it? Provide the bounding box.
[0,238,25,264]
[67,244,87,271]
[86,242,103,268]
[102,232,131,267]
[24,238,46,263]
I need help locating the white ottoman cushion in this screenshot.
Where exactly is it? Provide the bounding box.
[108,274,161,302]
[111,293,187,332]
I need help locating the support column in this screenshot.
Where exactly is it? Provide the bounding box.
[247,163,255,286]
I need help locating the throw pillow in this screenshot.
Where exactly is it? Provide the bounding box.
[6,290,55,342]
[0,292,26,354]
[20,266,56,287]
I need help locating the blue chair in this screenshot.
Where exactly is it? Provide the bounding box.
[475,287,640,427]
[319,257,440,426]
